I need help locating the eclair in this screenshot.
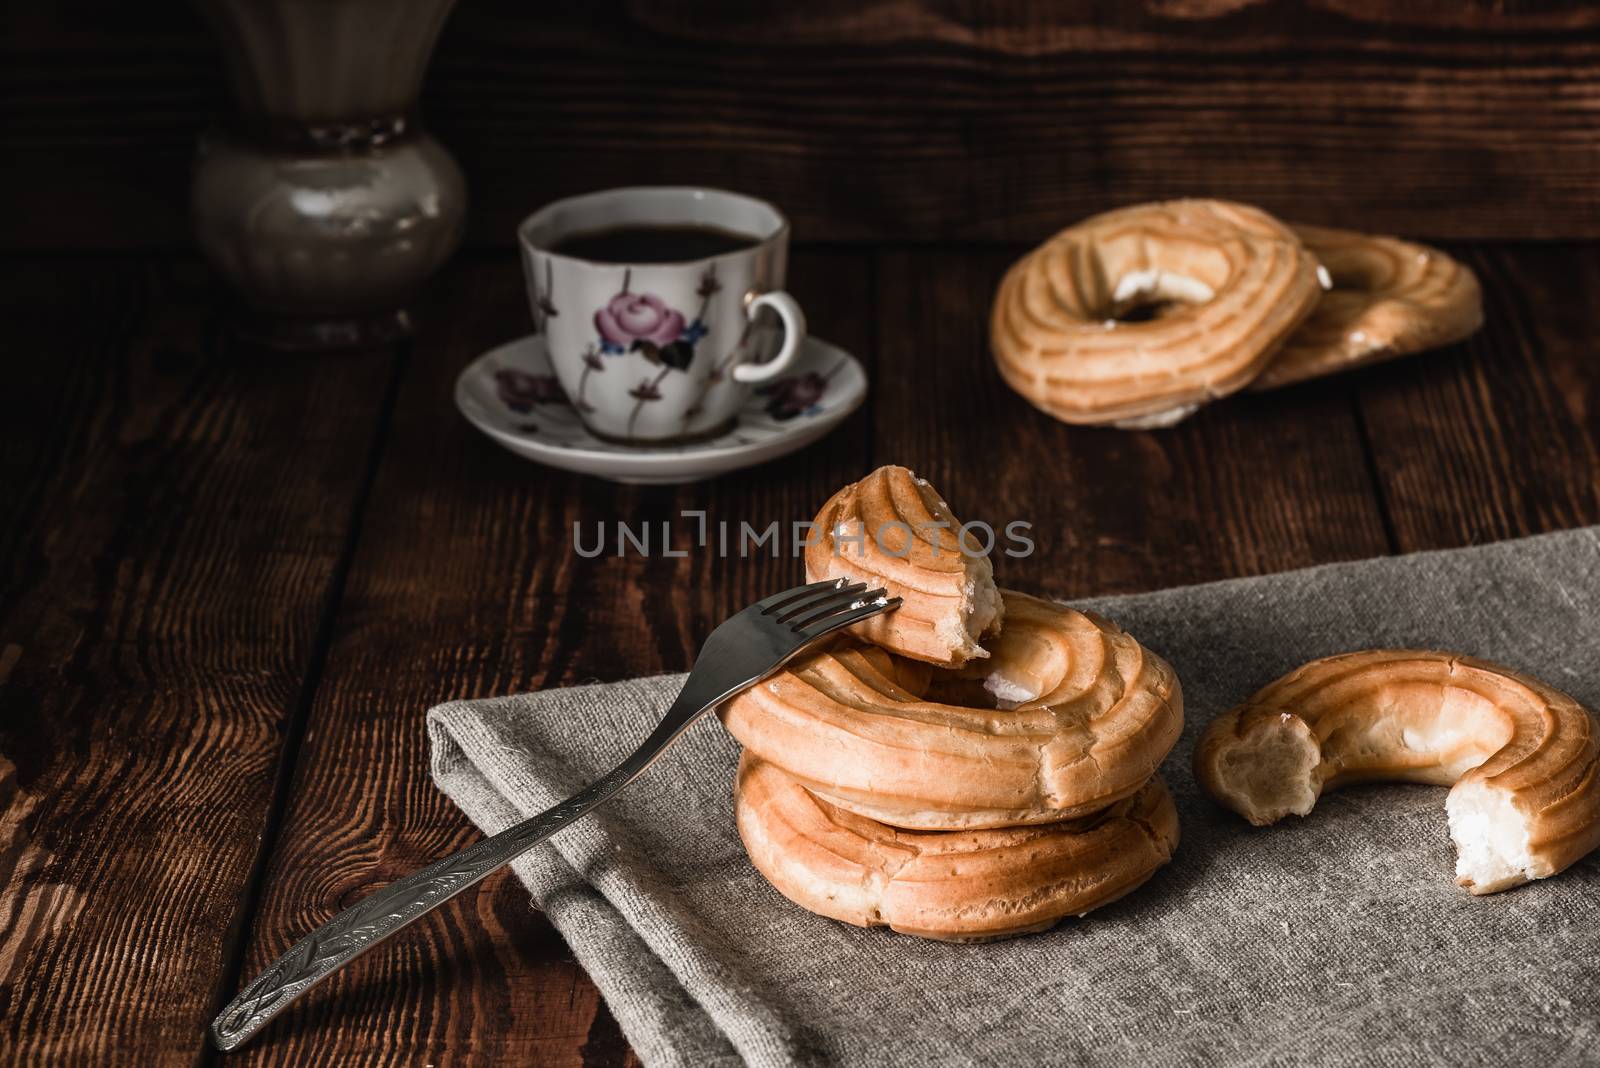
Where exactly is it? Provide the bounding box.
[722,590,1183,829]
[735,754,1179,942]
[1195,650,1600,894]
[1252,225,1483,390]
[990,199,1322,427]
[805,465,1002,667]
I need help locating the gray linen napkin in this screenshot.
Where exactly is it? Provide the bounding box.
[429,527,1600,1068]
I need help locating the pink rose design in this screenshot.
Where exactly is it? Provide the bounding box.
[595,292,686,349]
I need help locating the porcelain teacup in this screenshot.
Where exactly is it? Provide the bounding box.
[517,187,806,444]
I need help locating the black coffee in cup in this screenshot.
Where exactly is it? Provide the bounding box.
[550,224,761,264]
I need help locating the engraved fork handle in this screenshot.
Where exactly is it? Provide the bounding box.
[210,698,704,1051]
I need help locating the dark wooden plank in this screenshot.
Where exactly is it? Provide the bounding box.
[227,249,873,1066]
[6,2,1600,250]
[1355,244,1600,550]
[871,248,1393,599]
[0,259,396,1062]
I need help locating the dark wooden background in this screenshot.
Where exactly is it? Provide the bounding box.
[4,2,1600,1065]
[6,0,1600,250]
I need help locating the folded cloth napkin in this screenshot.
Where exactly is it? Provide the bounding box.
[430,527,1600,1068]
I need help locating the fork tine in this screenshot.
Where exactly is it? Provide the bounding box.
[755,578,849,615]
[772,582,869,625]
[797,594,902,640]
[787,586,889,632]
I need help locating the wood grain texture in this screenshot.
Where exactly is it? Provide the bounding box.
[225,250,873,1066]
[0,261,396,1062]
[5,1,1600,250]
[1353,244,1600,550]
[8,243,1600,1067]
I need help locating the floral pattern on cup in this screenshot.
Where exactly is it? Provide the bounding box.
[495,369,565,413]
[596,292,685,352]
[585,268,721,437]
[596,290,712,376]
[532,263,716,424]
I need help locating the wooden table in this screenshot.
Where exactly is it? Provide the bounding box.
[3,241,1598,1064]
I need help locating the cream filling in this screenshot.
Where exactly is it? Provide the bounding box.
[1112,269,1216,308]
[941,557,1002,662]
[982,672,1039,711]
[1445,781,1538,895]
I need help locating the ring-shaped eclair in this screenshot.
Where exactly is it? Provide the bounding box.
[720,590,1183,830]
[1251,224,1483,390]
[1195,650,1600,894]
[735,754,1179,941]
[990,199,1321,428]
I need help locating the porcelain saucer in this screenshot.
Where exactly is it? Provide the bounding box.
[455,334,866,484]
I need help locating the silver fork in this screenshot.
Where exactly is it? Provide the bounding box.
[210,578,899,1051]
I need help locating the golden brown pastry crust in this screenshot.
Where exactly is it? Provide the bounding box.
[721,589,1183,829]
[735,754,1179,941]
[990,199,1321,427]
[1252,224,1484,390]
[1195,650,1600,894]
[804,465,1002,667]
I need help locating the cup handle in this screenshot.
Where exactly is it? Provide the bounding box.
[732,290,807,384]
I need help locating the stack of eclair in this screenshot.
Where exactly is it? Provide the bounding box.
[720,466,1184,941]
